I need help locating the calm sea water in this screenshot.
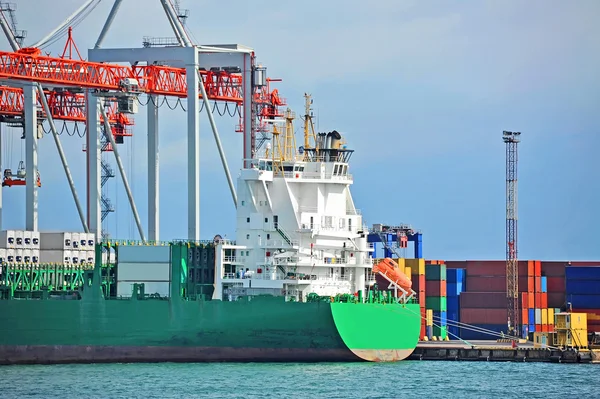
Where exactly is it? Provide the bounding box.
[1,361,598,398]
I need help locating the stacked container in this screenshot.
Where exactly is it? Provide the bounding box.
[566,265,600,332]
[446,268,465,338]
[0,230,40,264]
[425,261,447,339]
[406,258,426,340]
[459,292,507,339]
[39,232,95,265]
[541,261,566,308]
[116,245,171,297]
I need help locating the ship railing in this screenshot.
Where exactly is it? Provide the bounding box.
[223,256,242,263]
[281,171,353,181]
[301,223,360,233]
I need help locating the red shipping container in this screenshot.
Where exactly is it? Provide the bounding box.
[528,276,534,292]
[535,260,541,277]
[548,292,565,308]
[521,293,528,309]
[418,289,426,306]
[426,280,446,297]
[461,308,508,324]
[413,275,426,292]
[569,261,600,266]
[535,324,542,332]
[535,276,541,293]
[541,324,549,333]
[467,276,506,292]
[542,261,566,277]
[445,260,467,269]
[522,308,528,324]
[460,292,507,309]
[541,293,548,309]
[465,261,506,277]
[546,277,565,293]
[535,292,541,307]
[528,292,534,309]
[548,324,555,333]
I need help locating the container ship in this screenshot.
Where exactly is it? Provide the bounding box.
[0,96,423,365]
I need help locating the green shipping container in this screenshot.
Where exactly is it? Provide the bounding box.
[425,264,447,281]
[433,325,448,339]
[426,296,447,311]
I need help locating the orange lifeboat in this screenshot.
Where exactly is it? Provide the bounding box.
[373,258,412,292]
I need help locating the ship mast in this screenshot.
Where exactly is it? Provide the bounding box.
[302,93,318,160]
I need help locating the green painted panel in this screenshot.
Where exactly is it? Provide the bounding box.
[426,296,447,311]
[425,264,447,281]
[330,302,421,350]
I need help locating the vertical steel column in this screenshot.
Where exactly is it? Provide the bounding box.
[86,91,101,241]
[23,83,38,231]
[0,122,3,230]
[186,50,200,241]
[94,0,123,49]
[242,52,253,167]
[148,94,159,241]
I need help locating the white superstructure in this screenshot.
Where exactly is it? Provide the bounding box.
[213,97,373,302]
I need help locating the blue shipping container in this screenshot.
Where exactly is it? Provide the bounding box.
[447,296,460,313]
[426,325,433,339]
[459,324,506,340]
[541,276,547,293]
[433,310,447,326]
[528,308,535,322]
[565,266,600,280]
[566,280,600,296]
[447,312,459,329]
[448,325,460,339]
[529,324,535,333]
[522,325,529,339]
[446,282,464,296]
[566,294,600,309]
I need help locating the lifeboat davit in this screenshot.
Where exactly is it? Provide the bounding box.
[373,258,412,292]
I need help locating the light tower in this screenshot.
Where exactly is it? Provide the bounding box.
[503,130,521,336]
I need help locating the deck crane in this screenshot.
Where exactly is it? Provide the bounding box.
[503,130,521,336]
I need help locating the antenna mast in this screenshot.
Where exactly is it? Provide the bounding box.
[503,130,521,336]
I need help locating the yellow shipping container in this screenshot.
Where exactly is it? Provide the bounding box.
[541,308,548,325]
[395,258,406,270]
[405,267,412,279]
[426,309,433,326]
[406,258,425,275]
[548,308,555,325]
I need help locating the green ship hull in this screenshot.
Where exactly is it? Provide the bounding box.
[0,297,421,364]
[0,243,421,364]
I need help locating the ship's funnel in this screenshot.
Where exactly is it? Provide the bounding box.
[329,130,342,149]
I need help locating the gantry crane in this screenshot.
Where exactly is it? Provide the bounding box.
[503,130,521,336]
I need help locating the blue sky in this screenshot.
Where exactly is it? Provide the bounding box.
[1,0,598,261]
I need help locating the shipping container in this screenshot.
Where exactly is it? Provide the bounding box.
[548,292,565,308]
[535,308,541,325]
[39,232,73,250]
[117,245,170,263]
[535,292,541,307]
[117,262,170,282]
[521,292,528,310]
[566,266,600,280]
[425,325,432,340]
[566,280,600,295]
[433,310,447,326]
[546,277,565,293]
[535,260,541,277]
[522,308,528,325]
[447,268,465,284]
[541,293,548,309]
[447,296,460,313]
[529,324,536,333]
[448,325,460,339]
[447,282,462,296]
[528,308,535,323]
[460,292,507,308]
[426,296,447,311]
[459,324,506,340]
[541,309,548,325]
[528,292,534,309]
[406,258,425,275]
[535,276,541,293]
[548,308,555,325]
[426,280,447,297]
[541,261,566,277]
[541,276,547,293]
[527,276,534,292]
[412,274,426,292]
[460,308,508,324]
[426,309,433,326]
[425,264,447,281]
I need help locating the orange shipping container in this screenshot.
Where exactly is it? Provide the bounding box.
[548,324,555,333]
[535,276,541,293]
[528,292,535,309]
[541,292,548,309]
[535,324,542,332]
[541,324,549,333]
[528,260,534,277]
[535,292,541,307]
[522,308,529,325]
[528,276,534,292]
